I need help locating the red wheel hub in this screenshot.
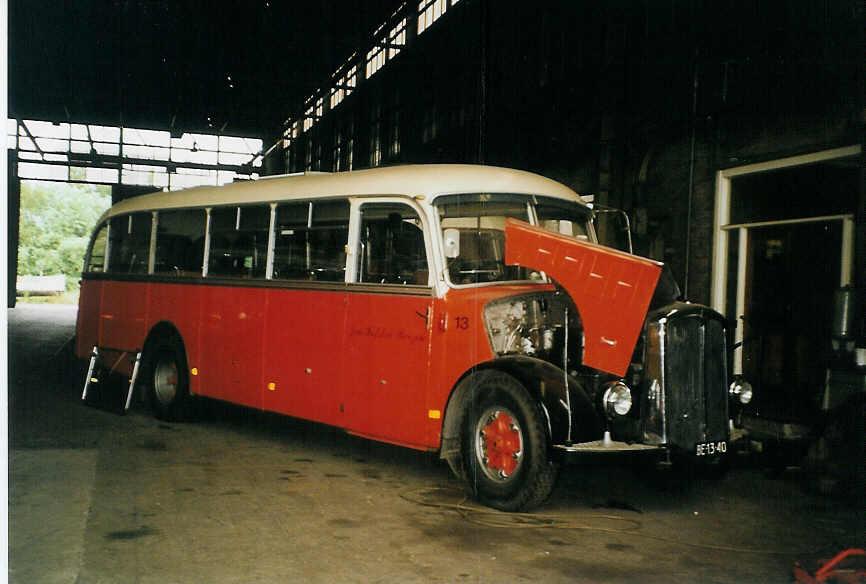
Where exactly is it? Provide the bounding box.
[480,411,522,477]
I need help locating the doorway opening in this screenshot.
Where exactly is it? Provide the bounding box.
[711,145,860,419]
[16,180,111,305]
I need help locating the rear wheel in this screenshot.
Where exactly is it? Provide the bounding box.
[461,371,557,511]
[145,336,191,421]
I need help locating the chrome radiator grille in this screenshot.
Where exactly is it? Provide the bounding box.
[664,313,729,448]
[642,309,729,449]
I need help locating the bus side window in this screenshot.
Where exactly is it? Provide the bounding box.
[154,209,206,277]
[357,203,428,286]
[86,222,109,273]
[309,201,350,281]
[107,213,152,274]
[273,200,350,282]
[273,202,311,280]
[208,205,270,279]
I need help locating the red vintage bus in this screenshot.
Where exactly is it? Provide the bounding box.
[77,164,748,510]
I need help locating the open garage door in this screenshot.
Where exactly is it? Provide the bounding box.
[711,145,860,423]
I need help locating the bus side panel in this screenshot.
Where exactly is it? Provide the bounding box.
[341,291,433,448]
[199,285,267,410]
[99,281,149,352]
[262,288,346,427]
[147,281,203,396]
[426,287,530,447]
[76,278,104,359]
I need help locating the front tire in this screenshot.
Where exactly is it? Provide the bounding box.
[461,371,557,511]
[145,335,192,421]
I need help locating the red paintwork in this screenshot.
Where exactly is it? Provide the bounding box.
[341,292,433,445]
[262,288,346,427]
[146,281,203,395]
[76,279,103,358]
[76,277,549,451]
[505,218,662,377]
[199,286,267,409]
[423,283,549,447]
[99,281,148,350]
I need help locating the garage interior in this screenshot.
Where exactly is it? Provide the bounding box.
[6,1,864,583]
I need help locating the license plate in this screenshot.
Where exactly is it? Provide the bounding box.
[695,441,727,457]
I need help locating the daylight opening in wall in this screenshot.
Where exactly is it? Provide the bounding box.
[16,179,111,304]
[8,119,263,189]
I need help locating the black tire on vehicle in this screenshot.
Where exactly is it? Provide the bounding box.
[145,335,192,421]
[460,370,558,511]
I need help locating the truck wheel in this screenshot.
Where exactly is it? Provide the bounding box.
[145,335,192,421]
[461,371,557,511]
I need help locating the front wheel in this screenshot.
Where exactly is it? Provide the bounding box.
[461,371,558,511]
[145,336,192,421]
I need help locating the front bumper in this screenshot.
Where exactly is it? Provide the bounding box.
[552,433,664,464]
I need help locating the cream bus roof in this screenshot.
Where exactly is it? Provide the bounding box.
[103,164,587,220]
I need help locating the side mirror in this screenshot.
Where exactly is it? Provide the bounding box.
[558,219,573,236]
[590,204,634,254]
[443,228,460,259]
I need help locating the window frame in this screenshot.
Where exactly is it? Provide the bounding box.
[106,212,154,275]
[85,220,110,273]
[347,197,434,290]
[271,198,352,284]
[151,207,208,278]
[431,193,594,290]
[205,203,273,280]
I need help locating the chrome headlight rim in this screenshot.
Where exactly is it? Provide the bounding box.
[602,381,633,418]
[728,376,753,405]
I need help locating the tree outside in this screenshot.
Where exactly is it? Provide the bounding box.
[17,181,111,302]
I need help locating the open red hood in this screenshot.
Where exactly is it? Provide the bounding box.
[504,218,662,377]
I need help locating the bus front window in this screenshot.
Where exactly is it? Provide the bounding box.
[436,194,532,285]
[436,193,594,286]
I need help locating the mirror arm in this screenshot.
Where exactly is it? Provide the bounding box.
[589,204,634,254]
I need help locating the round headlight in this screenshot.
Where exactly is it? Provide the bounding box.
[603,382,633,417]
[729,377,753,405]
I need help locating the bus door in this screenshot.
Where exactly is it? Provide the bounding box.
[342,201,434,447]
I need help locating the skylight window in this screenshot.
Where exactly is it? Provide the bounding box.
[417,0,447,35]
[330,64,357,109]
[366,45,386,79]
[388,18,407,59]
[303,105,315,132]
[281,0,466,163]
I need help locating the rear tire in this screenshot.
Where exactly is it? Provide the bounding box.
[145,335,192,421]
[460,370,557,511]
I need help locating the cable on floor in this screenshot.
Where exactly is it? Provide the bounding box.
[400,485,835,556]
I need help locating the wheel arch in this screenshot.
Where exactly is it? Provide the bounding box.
[141,320,192,390]
[439,357,601,474]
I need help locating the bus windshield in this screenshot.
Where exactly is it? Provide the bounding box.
[435,193,592,285]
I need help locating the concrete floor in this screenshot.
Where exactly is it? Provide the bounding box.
[8,304,863,583]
